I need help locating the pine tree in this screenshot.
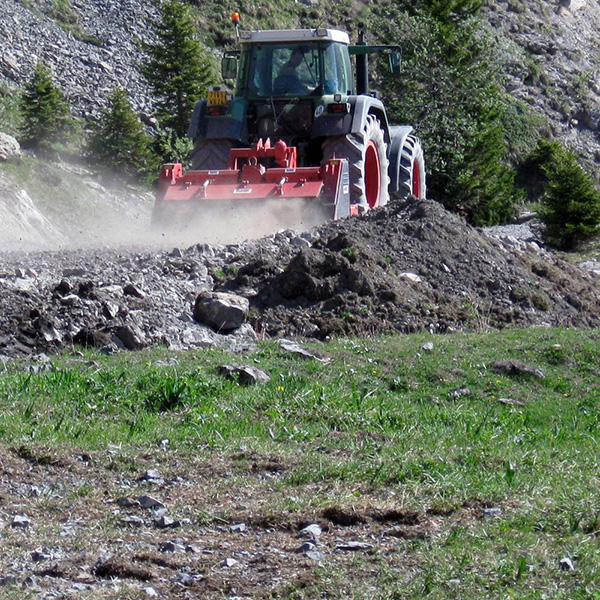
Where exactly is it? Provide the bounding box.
[88,87,153,177]
[141,0,215,137]
[373,4,522,224]
[534,141,600,249]
[19,62,74,153]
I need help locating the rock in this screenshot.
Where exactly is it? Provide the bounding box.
[399,272,423,283]
[159,540,186,553]
[31,551,48,562]
[483,507,503,518]
[493,360,546,379]
[138,495,165,509]
[193,291,249,332]
[336,541,374,551]
[119,516,144,527]
[448,386,472,399]
[114,324,146,350]
[0,132,21,160]
[229,523,247,533]
[154,515,180,529]
[421,342,434,352]
[278,339,330,363]
[559,557,575,571]
[117,497,140,508]
[123,283,145,299]
[223,557,238,567]
[140,469,163,483]
[298,523,322,540]
[11,514,30,528]
[498,397,525,406]
[219,364,270,385]
[295,540,317,553]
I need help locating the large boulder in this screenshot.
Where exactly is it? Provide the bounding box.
[0,132,21,160]
[193,291,249,332]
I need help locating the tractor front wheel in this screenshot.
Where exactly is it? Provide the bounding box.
[394,135,426,200]
[190,138,233,171]
[321,115,390,212]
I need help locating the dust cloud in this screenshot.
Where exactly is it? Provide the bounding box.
[0,172,332,253]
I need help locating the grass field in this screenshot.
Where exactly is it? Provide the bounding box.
[0,328,599,598]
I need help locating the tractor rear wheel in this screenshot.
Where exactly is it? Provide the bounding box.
[394,135,426,199]
[190,138,232,170]
[321,114,390,211]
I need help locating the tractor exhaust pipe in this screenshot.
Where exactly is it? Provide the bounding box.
[356,26,368,96]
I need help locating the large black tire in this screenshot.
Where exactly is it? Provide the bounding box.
[190,138,233,170]
[321,114,390,211]
[395,135,426,200]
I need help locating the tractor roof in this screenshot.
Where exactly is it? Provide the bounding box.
[239,29,350,44]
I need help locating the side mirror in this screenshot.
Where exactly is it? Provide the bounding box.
[388,51,401,74]
[222,55,238,80]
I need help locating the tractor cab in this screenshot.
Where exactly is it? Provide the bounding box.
[233,30,354,98]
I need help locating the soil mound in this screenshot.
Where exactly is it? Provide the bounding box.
[222,198,600,338]
[0,198,598,359]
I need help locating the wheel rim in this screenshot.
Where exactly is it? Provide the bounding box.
[364,140,381,208]
[412,160,421,198]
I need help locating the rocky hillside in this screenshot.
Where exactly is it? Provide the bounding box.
[484,0,600,168]
[1,0,599,159]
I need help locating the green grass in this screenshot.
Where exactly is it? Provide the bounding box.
[1,327,599,598]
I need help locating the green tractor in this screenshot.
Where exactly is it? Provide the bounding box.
[155,23,425,225]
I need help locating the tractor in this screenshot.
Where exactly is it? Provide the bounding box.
[154,19,426,228]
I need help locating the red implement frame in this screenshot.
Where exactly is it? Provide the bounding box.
[156,139,355,219]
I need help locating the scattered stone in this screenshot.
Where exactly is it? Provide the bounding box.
[399,272,422,283]
[219,365,270,385]
[117,497,140,508]
[448,386,472,399]
[298,523,322,539]
[229,523,247,533]
[114,324,147,350]
[154,515,180,529]
[493,360,546,379]
[295,540,317,554]
[498,397,525,406]
[11,514,30,528]
[138,495,165,510]
[143,586,158,597]
[483,507,503,518]
[140,469,163,483]
[335,541,374,552]
[278,339,330,363]
[31,551,48,562]
[193,291,249,332]
[120,516,144,527]
[159,540,186,553]
[223,557,238,567]
[123,283,146,299]
[559,557,575,571]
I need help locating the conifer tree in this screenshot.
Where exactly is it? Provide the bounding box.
[19,62,74,153]
[88,87,153,177]
[534,141,600,249]
[374,3,521,224]
[141,0,215,137]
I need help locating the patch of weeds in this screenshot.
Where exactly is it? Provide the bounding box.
[341,246,358,263]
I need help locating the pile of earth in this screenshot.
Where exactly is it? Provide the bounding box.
[0,197,599,360]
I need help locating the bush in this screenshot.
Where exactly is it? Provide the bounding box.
[534,141,600,249]
[18,62,76,154]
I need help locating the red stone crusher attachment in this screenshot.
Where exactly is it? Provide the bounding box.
[153,138,354,230]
